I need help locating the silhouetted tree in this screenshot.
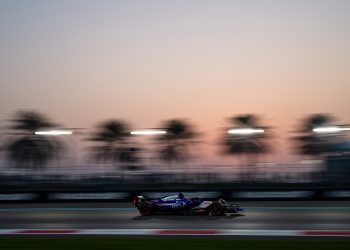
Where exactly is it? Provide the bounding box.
[292,114,344,158]
[221,114,272,168]
[6,111,61,169]
[9,111,57,132]
[88,120,140,169]
[156,119,199,164]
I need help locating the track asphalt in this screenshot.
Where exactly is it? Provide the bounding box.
[0,201,349,230]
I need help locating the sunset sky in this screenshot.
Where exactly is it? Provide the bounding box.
[1,0,350,164]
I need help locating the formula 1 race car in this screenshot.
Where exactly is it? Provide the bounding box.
[134,193,243,216]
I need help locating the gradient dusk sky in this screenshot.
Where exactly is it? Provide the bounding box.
[1,0,350,164]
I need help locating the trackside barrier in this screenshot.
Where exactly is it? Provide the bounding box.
[0,229,350,236]
[1,189,350,202]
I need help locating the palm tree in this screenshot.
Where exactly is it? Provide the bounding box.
[6,110,61,169]
[220,114,272,174]
[88,119,140,169]
[156,119,199,164]
[292,114,344,158]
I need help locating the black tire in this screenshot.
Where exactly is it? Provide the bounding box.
[218,199,227,205]
[209,201,225,216]
[138,201,153,216]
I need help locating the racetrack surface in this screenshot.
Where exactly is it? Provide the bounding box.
[1,201,350,230]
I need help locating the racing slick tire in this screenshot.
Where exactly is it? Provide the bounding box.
[209,201,225,216]
[218,199,227,205]
[138,201,154,216]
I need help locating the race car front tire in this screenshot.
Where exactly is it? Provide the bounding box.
[209,201,225,216]
[218,199,227,205]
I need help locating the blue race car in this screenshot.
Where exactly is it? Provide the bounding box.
[134,193,243,216]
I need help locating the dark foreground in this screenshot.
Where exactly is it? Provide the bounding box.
[0,238,349,250]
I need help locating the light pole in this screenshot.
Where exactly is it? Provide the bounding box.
[130,129,167,169]
[35,129,74,173]
[227,127,266,179]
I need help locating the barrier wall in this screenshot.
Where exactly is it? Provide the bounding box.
[1,189,350,202]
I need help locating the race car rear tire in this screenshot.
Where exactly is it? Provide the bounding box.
[209,201,225,216]
[138,201,154,216]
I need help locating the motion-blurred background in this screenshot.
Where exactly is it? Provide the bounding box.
[0,0,350,202]
[0,110,349,201]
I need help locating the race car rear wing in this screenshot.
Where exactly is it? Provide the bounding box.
[133,195,149,208]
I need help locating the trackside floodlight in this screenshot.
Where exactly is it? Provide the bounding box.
[35,130,73,135]
[227,128,264,135]
[130,129,167,135]
[313,126,350,133]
